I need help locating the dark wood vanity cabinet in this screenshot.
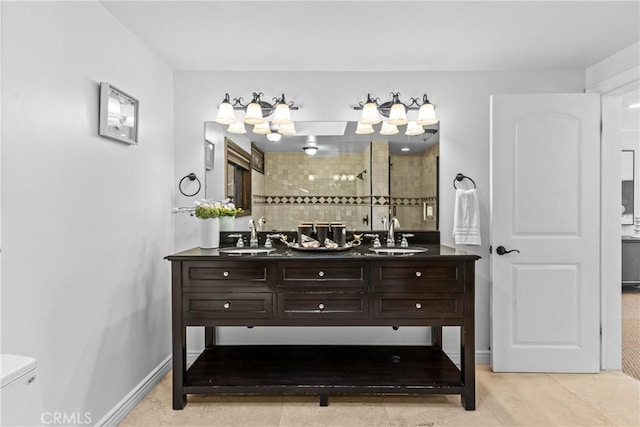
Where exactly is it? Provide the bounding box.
[168,249,478,410]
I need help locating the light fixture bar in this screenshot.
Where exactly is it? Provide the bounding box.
[225,92,299,116]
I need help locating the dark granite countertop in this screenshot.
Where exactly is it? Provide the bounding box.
[166,243,480,261]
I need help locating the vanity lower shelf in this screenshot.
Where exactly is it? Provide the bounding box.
[185,345,465,403]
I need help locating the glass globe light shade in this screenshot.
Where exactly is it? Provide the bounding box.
[227,121,247,134]
[272,102,292,125]
[380,121,399,136]
[303,146,318,156]
[215,100,235,125]
[266,132,282,142]
[355,121,374,135]
[252,121,270,135]
[405,121,425,136]
[388,102,408,126]
[277,122,297,135]
[417,103,438,125]
[360,102,381,125]
[244,102,264,125]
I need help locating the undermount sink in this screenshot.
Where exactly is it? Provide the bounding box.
[368,247,429,255]
[219,247,276,254]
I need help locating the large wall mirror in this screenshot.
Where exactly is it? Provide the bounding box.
[205,121,439,232]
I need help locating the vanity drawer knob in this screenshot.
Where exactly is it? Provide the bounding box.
[415,302,422,309]
[318,303,325,310]
[318,271,325,277]
[223,302,230,309]
[415,271,422,277]
[223,271,229,277]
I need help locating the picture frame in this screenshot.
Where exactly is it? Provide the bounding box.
[621,150,634,225]
[99,82,139,145]
[251,143,265,174]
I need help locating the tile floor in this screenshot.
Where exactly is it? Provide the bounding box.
[120,365,640,426]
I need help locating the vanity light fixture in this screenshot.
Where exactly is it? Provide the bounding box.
[628,102,640,109]
[354,92,438,135]
[215,92,299,135]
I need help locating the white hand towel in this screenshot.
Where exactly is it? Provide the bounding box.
[453,188,481,245]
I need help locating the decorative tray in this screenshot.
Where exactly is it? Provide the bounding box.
[288,242,357,252]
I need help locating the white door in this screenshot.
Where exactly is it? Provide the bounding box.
[490,93,601,373]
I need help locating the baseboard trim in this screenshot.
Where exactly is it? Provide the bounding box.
[447,350,490,367]
[94,354,172,427]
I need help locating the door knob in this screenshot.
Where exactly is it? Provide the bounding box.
[496,245,520,255]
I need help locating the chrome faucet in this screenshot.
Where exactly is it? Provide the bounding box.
[387,217,400,247]
[248,219,258,247]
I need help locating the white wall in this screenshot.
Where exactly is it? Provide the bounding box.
[1,2,174,423]
[174,70,585,357]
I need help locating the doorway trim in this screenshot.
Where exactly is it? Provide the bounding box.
[588,67,639,370]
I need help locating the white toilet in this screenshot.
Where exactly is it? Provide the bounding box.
[1,354,44,426]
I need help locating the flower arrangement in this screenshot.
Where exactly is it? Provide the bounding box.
[194,199,242,219]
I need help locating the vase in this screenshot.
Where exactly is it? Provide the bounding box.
[220,216,235,231]
[199,218,220,249]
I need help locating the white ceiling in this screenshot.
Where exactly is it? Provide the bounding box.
[101,1,639,72]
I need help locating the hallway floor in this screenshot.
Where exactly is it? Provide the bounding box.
[120,365,639,426]
[623,285,640,380]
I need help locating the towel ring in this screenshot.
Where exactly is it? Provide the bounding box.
[453,173,476,189]
[179,173,201,197]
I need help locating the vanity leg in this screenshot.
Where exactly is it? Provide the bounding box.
[205,327,216,349]
[460,261,476,410]
[319,394,329,407]
[461,325,476,410]
[171,262,187,410]
[431,326,442,349]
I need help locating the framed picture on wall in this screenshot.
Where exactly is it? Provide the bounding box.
[622,150,634,225]
[99,82,139,145]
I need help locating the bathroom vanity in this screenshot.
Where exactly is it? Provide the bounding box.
[166,241,479,410]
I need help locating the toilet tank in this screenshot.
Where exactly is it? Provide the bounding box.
[1,354,44,426]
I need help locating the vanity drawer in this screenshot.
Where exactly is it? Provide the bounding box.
[278,261,368,289]
[183,261,275,291]
[184,292,273,319]
[277,292,368,319]
[373,293,464,319]
[373,261,464,292]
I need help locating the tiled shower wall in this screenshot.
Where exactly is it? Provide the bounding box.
[390,142,439,230]
[257,151,371,231]
[253,141,437,232]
